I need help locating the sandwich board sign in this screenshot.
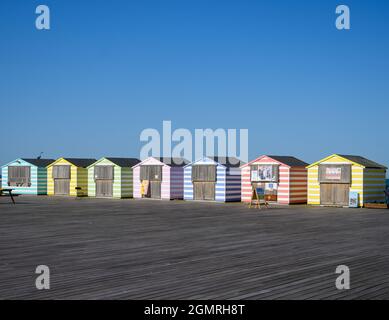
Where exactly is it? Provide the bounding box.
[349,191,359,208]
[249,187,268,209]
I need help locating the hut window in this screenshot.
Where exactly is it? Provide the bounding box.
[250,165,279,182]
[8,166,31,187]
[53,165,71,179]
[192,165,216,182]
[140,165,162,181]
[318,164,351,183]
[94,166,114,180]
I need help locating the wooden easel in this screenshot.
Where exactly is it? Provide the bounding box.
[249,187,268,209]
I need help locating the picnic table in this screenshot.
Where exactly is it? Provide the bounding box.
[0,188,16,204]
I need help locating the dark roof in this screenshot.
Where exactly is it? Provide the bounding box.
[338,155,387,169]
[105,158,141,167]
[153,157,189,167]
[206,157,245,168]
[21,159,55,167]
[63,158,97,168]
[267,156,309,167]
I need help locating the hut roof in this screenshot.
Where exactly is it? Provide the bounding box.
[105,158,141,167]
[153,157,189,167]
[21,158,56,167]
[337,155,387,169]
[63,158,97,168]
[205,157,244,168]
[307,154,387,169]
[266,156,308,167]
[242,155,308,168]
[132,157,189,168]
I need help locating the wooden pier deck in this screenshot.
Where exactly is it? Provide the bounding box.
[0,196,388,300]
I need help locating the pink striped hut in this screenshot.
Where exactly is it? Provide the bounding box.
[241,155,308,205]
[132,157,187,200]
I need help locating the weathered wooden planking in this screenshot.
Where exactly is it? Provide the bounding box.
[0,196,389,299]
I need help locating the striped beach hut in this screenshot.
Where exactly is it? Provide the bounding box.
[47,158,96,197]
[1,158,54,195]
[184,157,243,202]
[241,155,308,204]
[132,157,186,200]
[87,157,140,198]
[307,154,387,207]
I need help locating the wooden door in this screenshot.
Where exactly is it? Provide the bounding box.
[203,182,215,201]
[320,183,350,206]
[320,184,333,205]
[193,182,204,200]
[193,182,215,200]
[96,180,113,197]
[334,184,350,206]
[54,179,70,195]
[150,181,161,199]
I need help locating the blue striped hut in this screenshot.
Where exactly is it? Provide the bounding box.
[184,157,243,202]
[1,158,55,195]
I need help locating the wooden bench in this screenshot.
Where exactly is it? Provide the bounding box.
[0,188,18,204]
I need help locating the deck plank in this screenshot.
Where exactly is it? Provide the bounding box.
[0,196,388,299]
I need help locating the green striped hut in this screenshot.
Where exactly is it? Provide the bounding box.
[87,158,140,198]
[1,158,55,195]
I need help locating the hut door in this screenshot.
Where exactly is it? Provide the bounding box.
[193,182,204,200]
[150,181,161,199]
[140,165,162,199]
[321,184,350,206]
[320,184,333,205]
[203,182,215,201]
[94,166,114,197]
[96,180,113,197]
[192,165,216,201]
[193,182,215,200]
[53,165,71,195]
[334,184,350,206]
[54,179,70,195]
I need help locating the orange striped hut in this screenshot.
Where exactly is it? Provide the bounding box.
[241,155,308,205]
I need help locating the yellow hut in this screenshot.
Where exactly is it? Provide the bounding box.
[47,158,96,197]
[307,154,387,207]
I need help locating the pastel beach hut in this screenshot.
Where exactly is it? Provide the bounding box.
[307,154,387,207]
[241,155,308,204]
[184,157,243,202]
[132,157,187,200]
[1,158,55,195]
[47,158,96,196]
[87,157,140,198]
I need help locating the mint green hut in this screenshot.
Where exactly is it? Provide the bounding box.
[87,158,140,198]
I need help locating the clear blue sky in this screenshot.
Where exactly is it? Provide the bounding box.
[1,0,388,169]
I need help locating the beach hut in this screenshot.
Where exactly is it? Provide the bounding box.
[132,157,187,200]
[184,157,243,202]
[307,154,387,207]
[87,157,140,198]
[47,158,96,196]
[1,158,55,195]
[241,155,308,204]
